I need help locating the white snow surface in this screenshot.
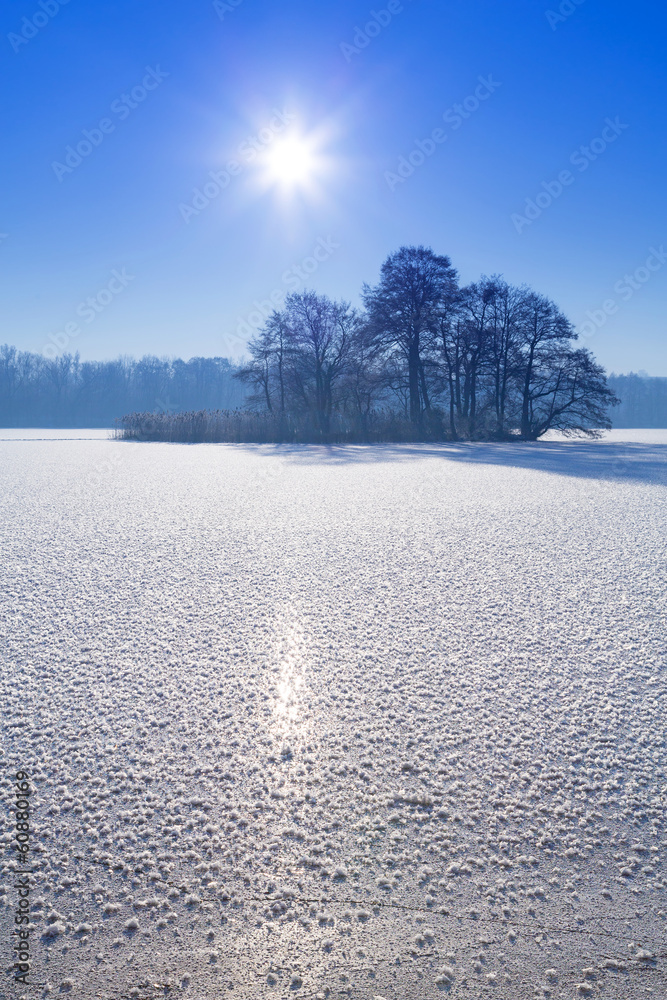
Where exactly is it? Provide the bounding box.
[1,430,666,999]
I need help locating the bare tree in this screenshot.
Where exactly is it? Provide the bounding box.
[433,298,465,438]
[520,346,619,439]
[516,292,573,439]
[363,246,458,428]
[455,281,497,437]
[287,293,359,433]
[343,319,386,429]
[486,279,526,437]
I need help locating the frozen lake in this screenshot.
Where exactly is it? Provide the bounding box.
[1,431,666,999]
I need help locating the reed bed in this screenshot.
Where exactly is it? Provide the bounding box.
[115,409,453,444]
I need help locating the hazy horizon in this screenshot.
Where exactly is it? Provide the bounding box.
[2,340,666,379]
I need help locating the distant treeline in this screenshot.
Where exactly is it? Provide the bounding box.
[0,350,245,428]
[607,374,667,428]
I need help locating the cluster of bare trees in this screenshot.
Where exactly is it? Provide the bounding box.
[236,246,617,440]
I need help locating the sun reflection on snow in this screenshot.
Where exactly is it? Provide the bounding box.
[272,621,308,730]
[275,672,303,722]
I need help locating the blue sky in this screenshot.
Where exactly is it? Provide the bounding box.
[1,0,666,372]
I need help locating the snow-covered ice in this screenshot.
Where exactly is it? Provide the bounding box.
[1,430,665,999]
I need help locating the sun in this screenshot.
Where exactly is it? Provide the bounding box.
[247,117,342,210]
[264,135,317,188]
[253,127,336,203]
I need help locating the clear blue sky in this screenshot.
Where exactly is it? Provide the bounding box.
[1,0,665,372]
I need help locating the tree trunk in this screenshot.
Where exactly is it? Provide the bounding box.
[448,373,457,439]
[521,342,536,439]
[408,340,421,424]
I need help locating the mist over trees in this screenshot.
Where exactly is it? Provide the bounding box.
[607,373,667,428]
[0,351,244,427]
[235,246,618,441]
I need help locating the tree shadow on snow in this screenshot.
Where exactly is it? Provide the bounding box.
[241,440,667,487]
